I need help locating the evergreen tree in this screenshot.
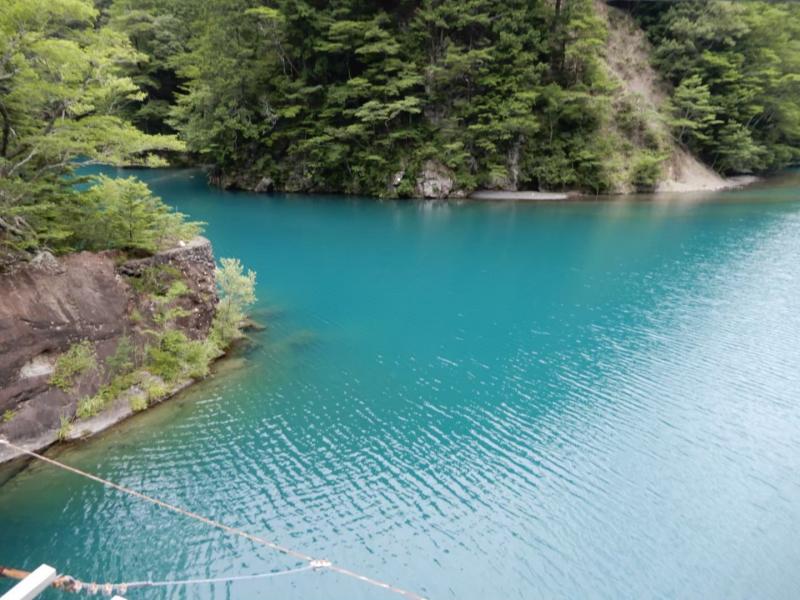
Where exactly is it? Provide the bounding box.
[634,0,800,173]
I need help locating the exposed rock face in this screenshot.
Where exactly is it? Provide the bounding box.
[120,237,217,339]
[0,237,217,463]
[254,177,275,193]
[386,169,406,196]
[414,160,456,199]
[208,169,272,193]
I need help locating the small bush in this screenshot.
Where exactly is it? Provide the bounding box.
[51,341,96,391]
[631,152,666,191]
[144,380,169,402]
[129,393,148,412]
[147,329,216,382]
[153,306,190,326]
[185,339,218,379]
[147,330,187,382]
[165,280,189,300]
[3,409,16,423]
[107,335,135,377]
[128,264,182,296]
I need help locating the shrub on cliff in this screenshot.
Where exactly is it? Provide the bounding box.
[50,341,97,391]
[70,176,202,254]
[212,258,257,347]
[147,329,217,383]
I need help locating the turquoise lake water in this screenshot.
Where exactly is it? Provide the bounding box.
[2,170,800,599]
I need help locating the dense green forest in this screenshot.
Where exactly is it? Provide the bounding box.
[629,1,800,174]
[1,0,799,259]
[113,0,620,195]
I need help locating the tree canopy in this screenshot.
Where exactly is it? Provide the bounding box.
[111,0,617,196]
[631,0,800,174]
[0,0,194,260]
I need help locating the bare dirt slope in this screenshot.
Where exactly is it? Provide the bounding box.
[596,1,741,192]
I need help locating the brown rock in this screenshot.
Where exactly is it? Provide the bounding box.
[0,237,218,460]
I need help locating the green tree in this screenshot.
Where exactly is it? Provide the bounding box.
[0,0,185,257]
[636,0,800,174]
[105,0,196,133]
[668,74,721,146]
[213,257,257,346]
[163,0,616,195]
[72,176,201,253]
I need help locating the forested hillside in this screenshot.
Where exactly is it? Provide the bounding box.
[109,0,618,196]
[628,1,800,175]
[108,0,799,197]
[2,0,800,256]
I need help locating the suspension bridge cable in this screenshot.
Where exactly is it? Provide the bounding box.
[0,439,428,600]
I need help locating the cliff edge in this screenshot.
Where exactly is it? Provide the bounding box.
[0,237,218,464]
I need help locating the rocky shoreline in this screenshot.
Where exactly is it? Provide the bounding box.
[207,158,760,201]
[0,237,219,466]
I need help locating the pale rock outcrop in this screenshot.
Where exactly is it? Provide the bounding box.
[254,177,275,193]
[414,160,456,199]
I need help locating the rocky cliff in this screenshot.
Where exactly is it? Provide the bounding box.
[0,237,217,464]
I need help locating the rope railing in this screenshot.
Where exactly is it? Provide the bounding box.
[2,564,318,596]
[0,439,427,600]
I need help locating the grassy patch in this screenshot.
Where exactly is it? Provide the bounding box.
[50,341,96,391]
[129,392,148,412]
[144,380,169,402]
[76,372,140,419]
[128,264,182,296]
[2,409,16,423]
[57,415,72,441]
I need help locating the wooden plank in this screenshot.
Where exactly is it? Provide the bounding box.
[0,565,56,600]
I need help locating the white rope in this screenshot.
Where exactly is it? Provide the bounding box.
[0,439,427,600]
[58,564,317,596]
[122,564,316,589]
